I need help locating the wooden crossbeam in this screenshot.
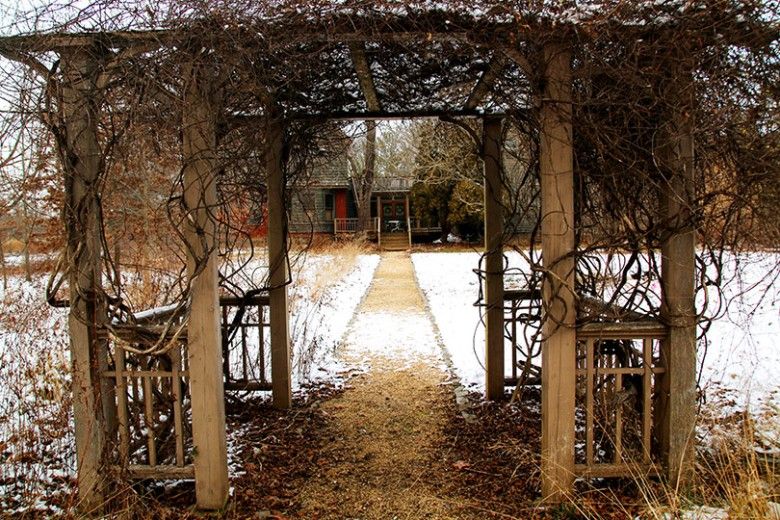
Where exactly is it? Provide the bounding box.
[0,29,473,52]
[228,109,518,128]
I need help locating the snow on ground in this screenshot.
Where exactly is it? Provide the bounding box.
[411,251,495,390]
[411,250,534,390]
[288,253,380,387]
[346,310,443,367]
[412,250,780,429]
[0,251,379,513]
[698,253,780,407]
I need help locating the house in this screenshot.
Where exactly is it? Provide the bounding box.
[287,151,441,249]
[288,152,358,236]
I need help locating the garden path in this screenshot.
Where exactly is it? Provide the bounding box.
[295,252,461,519]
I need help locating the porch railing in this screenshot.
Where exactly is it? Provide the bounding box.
[334,217,359,233]
[334,217,380,234]
[409,217,442,234]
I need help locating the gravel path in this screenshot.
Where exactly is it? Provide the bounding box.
[296,252,459,519]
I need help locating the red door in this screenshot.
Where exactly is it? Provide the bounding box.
[335,190,348,220]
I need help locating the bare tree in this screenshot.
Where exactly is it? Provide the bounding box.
[348,121,377,233]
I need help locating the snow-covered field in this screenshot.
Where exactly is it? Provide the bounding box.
[1,247,777,512]
[288,253,380,386]
[412,251,489,389]
[412,250,537,390]
[412,250,780,428]
[0,251,379,513]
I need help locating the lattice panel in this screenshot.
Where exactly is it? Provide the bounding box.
[99,293,272,480]
[504,288,542,386]
[221,295,272,392]
[105,331,194,479]
[575,323,667,478]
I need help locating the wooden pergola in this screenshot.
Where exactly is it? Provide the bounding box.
[0,4,716,511]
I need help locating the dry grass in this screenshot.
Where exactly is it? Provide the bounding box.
[630,415,780,520]
[293,239,373,297]
[0,276,75,515]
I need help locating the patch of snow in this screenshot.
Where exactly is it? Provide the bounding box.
[289,254,380,388]
[663,505,729,520]
[345,310,442,368]
[412,249,780,430]
[412,251,488,390]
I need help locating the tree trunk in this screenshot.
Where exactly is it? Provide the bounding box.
[438,186,454,242]
[356,121,377,232]
[23,242,31,282]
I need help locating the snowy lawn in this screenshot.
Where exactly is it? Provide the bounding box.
[411,250,532,391]
[0,251,379,513]
[412,250,780,433]
[288,253,380,386]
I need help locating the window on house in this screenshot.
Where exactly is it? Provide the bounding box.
[323,192,334,221]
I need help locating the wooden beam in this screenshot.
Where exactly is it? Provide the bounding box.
[405,193,412,247]
[265,103,292,410]
[377,194,382,247]
[0,17,768,56]
[349,42,382,112]
[0,29,176,52]
[656,71,697,487]
[482,116,504,401]
[59,46,110,515]
[260,109,518,124]
[465,54,506,111]
[539,42,576,502]
[182,60,229,510]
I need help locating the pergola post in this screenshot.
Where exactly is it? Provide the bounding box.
[482,116,504,401]
[265,104,293,409]
[182,61,229,509]
[377,194,383,246]
[656,74,697,486]
[405,193,412,246]
[60,46,111,514]
[539,42,576,501]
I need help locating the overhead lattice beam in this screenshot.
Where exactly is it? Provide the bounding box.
[501,47,533,78]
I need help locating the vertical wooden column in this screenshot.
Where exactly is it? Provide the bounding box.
[182,62,229,509]
[405,193,412,246]
[482,116,504,401]
[539,42,576,501]
[265,105,292,409]
[377,195,383,247]
[60,46,109,513]
[657,73,697,486]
